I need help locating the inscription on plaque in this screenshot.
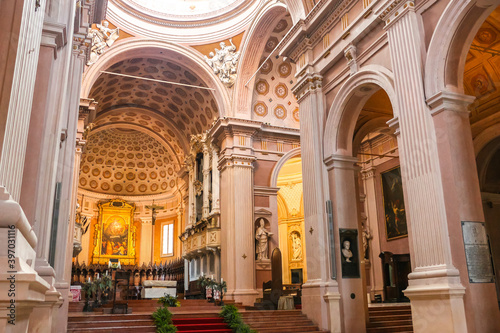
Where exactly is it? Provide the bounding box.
[461,221,495,283]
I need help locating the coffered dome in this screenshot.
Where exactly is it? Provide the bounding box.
[79,129,177,196]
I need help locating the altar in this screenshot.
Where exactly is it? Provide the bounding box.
[141,280,177,299]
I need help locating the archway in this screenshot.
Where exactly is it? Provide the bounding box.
[323,67,406,331]
[275,155,307,285]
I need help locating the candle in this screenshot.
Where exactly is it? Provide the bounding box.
[221,278,223,283]
[211,275,213,280]
[97,273,99,279]
[201,271,204,277]
[88,277,91,283]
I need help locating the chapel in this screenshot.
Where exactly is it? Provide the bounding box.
[1,0,500,332]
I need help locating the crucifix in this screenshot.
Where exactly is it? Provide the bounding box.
[146,201,164,264]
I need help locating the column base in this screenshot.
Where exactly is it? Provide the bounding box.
[302,279,339,331]
[405,269,466,333]
[224,289,259,306]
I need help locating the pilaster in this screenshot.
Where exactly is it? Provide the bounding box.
[292,73,340,332]
[324,154,366,333]
[214,122,259,306]
[427,90,500,332]
[379,2,467,332]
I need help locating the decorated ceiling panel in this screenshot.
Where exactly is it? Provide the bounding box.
[92,109,186,159]
[251,17,300,128]
[89,58,219,140]
[464,6,500,127]
[79,129,178,196]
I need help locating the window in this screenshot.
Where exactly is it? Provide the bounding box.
[162,223,174,256]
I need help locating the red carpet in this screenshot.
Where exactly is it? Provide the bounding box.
[172,317,232,333]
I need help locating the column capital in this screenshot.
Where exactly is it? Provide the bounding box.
[292,73,323,102]
[426,90,475,117]
[378,0,415,28]
[218,154,257,172]
[360,167,377,180]
[324,154,359,171]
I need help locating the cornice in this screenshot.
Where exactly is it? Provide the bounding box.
[254,186,280,196]
[324,154,359,171]
[279,0,354,62]
[426,91,475,117]
[292,73,323,101]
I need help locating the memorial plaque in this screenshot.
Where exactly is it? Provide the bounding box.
[461,221,495,283]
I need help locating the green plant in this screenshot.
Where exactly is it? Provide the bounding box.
[158,294,180,307]
[219,305,257,333]
[152,307,177,333]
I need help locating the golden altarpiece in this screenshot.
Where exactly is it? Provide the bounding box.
[92,199,137,265]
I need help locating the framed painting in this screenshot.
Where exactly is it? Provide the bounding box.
[92,199,137,265]
[381,166,408,240]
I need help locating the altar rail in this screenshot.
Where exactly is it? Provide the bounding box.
[71,259,185,294]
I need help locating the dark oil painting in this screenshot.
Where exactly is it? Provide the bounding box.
[381,167,408,240]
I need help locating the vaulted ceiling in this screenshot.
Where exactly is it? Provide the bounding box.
[80,129,178,196]
[89,57,219,142]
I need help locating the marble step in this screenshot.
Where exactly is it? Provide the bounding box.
[68,319,153,329]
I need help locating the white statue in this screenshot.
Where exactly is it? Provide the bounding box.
[255,219,272,260]
[362,224,372,259]
[291,232,302,260]
[87,21,120,66]
[342,240,353,263]
[205,39,240,87]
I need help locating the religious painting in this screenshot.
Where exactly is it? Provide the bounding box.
[381,167,408,240]
[92,200,136,265]
[339,228,360,278]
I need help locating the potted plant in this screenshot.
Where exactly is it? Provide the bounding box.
[152,306,177,333]
[82,280,96,312]
[214,280,227,306]
[158,294,180,308]
[97,274,113,305]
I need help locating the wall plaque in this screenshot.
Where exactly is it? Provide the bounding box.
[461,221,494,283]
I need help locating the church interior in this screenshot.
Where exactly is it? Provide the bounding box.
[1,0,500,332]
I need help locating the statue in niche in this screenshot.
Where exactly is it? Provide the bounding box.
[255,219,272,260]
[362,223,372,260]
[342,240,353,263]
[291,232,302,261]
[204,39,240,87]
[87,21,119,66]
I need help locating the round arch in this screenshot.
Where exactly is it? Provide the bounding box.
[81,38,231,119]
[270,147,301,187]
[90,122,184,168]
[474,123,500,156]
[424,0,498,98]
[233,2,287,117]
[323,66,398,159]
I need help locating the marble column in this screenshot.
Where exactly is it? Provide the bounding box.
[292,73,340,332]
[139,218,153,264]
[186,157,195,227]
[219,131,258,305]
[324,155,367,333]
[202,141,211,219]
[380,2,467,332]
[427,91,500,332]
[0,0,46,203]
[360,168,384,300]
[210,144,220,215]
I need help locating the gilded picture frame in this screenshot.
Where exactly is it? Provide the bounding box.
[92,199,136,265]
[381,166,408,241]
